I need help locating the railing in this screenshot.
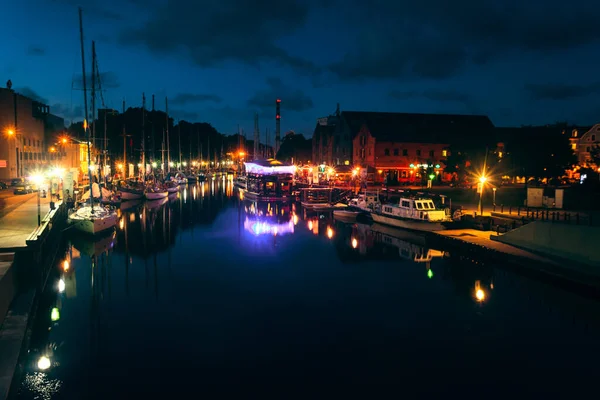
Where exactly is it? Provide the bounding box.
[491,204,598,227]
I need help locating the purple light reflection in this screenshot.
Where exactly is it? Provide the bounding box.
[243,217,294,236]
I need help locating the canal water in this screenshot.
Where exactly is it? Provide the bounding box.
[14,178,600,398]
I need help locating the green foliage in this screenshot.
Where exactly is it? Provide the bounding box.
[508,130,575,178]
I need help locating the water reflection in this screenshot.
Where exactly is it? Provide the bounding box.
[15,182,600,398]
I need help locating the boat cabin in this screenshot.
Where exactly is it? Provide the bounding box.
[244,159,295,200]
[381,196,449,222]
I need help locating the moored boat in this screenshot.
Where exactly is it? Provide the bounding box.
[164,180,179,193]
[117,180,145,200]
[197,172,206,182]
[145,184,168,200]
[371,195,452,232]
[67,205,118,235]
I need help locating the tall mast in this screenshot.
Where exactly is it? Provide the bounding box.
[165,97,170,171]
[78,7,93,210]
[254,113,259,160]
[178,121,182,166]
[161,128,165,172]
[103,106,107,184]
[142,93,146,181]
[196,128,200,166]
[151,94,155,163]
[91,41,96,154]
[121,99,127,176]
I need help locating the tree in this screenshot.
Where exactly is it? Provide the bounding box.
[276,133,311,163]
[444,152,468,183]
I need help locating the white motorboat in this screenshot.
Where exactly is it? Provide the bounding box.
[165,180,179,193]
[117,180,145,200]
[348,191,380,212]
[145,185,168,200]
[68,205,118,235]
[371,195,452,232]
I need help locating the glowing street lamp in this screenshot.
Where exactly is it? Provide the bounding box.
[478,175,487,215]
[6,128,14,136]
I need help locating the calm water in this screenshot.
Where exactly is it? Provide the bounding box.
[15,179,600,398]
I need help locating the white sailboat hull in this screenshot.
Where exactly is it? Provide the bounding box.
[68,207,118,235]
[371,213,446,232]
[145,191,168,200]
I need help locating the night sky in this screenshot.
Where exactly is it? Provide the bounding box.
[3,0,600,136]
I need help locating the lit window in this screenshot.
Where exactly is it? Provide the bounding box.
[442,150,447,157]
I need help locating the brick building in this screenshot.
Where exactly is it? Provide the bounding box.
[317,110,493,183]
[0,86,64,180]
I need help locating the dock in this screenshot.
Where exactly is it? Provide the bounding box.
[430,228,600,291]
[0,193,68,400]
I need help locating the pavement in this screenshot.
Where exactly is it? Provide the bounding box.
[0,192,54,252]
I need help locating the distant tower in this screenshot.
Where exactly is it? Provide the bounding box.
[253,113,260,160]
[275,99,281,157]
[6,79,12,90]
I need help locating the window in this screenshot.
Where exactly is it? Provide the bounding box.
[416,150,421,156]
[592,135,596,141]
[360,149,365,158]
[429,150,434,157]
[360,136,366,146]
[442,150,448,157]
[402,149,408,156]
[393,149,399,156]
[384,148,390,156]
[401,200,410,207]
[401,171,408,178]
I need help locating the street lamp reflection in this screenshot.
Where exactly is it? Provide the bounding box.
[474,280,486,303]
[37,356,51,371]
[351,237,358,248]
[327,227,334,239]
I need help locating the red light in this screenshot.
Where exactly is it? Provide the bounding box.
[276,99,281,103]
[276,115,280,119]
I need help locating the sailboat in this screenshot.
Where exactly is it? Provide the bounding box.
[140,93,168,201]
[67,14,117,235]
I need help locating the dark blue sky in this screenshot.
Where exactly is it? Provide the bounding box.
[3,0,600,136]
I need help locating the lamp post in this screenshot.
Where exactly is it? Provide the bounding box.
[478,176,487,215]
[492,187,497,206]
[31,174,43,226]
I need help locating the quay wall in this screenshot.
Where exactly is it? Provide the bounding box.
[492,221,600,268]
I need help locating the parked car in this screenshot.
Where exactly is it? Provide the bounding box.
[11,178,25,186]
[0,182,7,190]
[13,183,33,195]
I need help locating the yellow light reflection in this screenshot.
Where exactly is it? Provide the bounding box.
[37,356,51,370]
[57,279,65,293]
[308,220,313,230]
[327,227,334,239]
[62,260,69,272]
[292,214,298,225]
[119,218,124,230]
[351,238,358,248]
[474,280,486,303]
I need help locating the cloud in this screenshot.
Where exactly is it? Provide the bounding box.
[51,103,84,121]
[170,93,223,106]
[524,83,600,101]
[118,0,321,74]
[73,71,120,89]
[329,0,600,81]
[247,77,313,112]
[15,87,48,104]
[27,46,45,56]
[388,89,472,104]
[170,109,200,122]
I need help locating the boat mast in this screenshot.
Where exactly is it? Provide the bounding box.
[196,128,200,167]
[91,40,96,160]
[142,93,146,182]
[178,121,182,167]
[165,97,170,172]
[121,99,127,177]
[78,7,93,210]
[161,128,165,173]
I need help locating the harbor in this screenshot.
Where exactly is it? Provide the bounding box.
[0,177,598,397]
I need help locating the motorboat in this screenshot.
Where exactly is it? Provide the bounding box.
[164,180,180,194]
[348,191,380,212]
[197,172,206,182]
[117,180,145,200]
[67,204,118,235]
[371,195,452,232]
[233,175,247,189]
[145,184,168,200]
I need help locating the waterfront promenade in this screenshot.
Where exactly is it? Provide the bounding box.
[0,193,54,252]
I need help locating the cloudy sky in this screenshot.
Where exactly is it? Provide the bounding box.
[2,0,600,136]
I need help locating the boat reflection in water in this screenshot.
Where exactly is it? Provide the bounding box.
[334,220,494,305]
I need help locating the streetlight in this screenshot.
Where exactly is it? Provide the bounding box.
[492,187,497,206]
[478,175,487,215]
[30,174,43,226]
